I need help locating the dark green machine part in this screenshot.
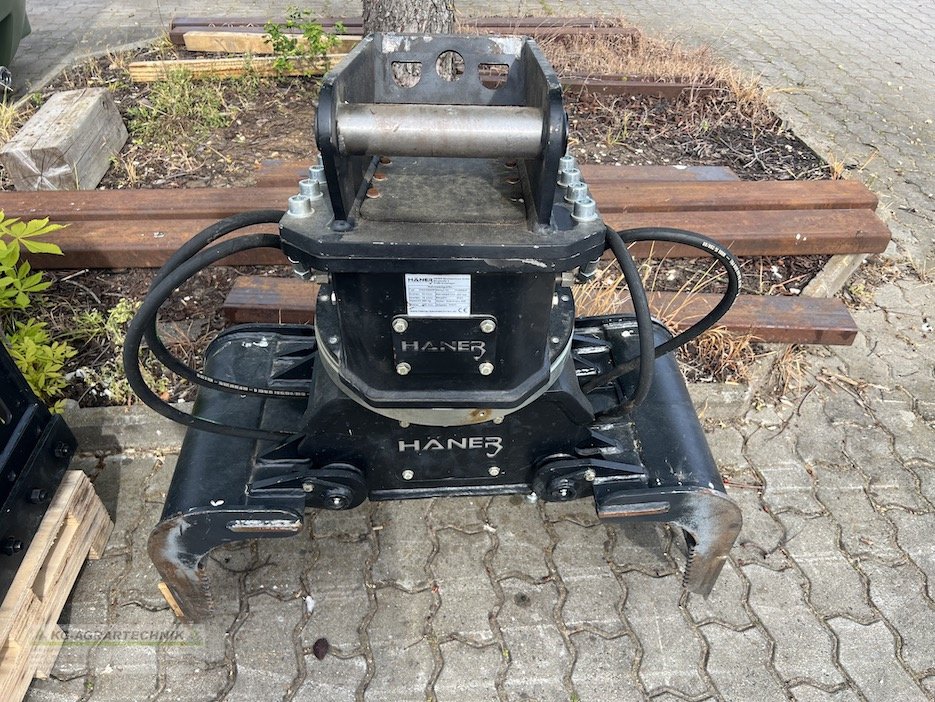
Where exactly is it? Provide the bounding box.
[0,1,30,70]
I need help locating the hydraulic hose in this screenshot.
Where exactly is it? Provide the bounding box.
[124,233,295,441]
[582,227,741,397]
[141,210,308,399]
[594,227,656,410]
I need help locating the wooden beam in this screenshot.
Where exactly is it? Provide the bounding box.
[221,275,859,345]
[182,31,360,54]
[127,54,347,82]
[0,88,128,191]
[20,205,889,271]
[591,179,878,213]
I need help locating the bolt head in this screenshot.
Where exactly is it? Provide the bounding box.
[492,416,504,425]
[402,469,415,481]
[479,319,496,333]
[478,362,494,376]
[584,468,596,482]
[392,318,409,333]
[302,481,315,493]
[488,466,501,477]
[396,362,412,376]
[330,495,348,509]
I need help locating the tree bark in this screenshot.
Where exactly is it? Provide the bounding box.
[362,0,455,34]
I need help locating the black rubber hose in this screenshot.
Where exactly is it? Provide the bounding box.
[582,228,655,409]
[141,210,307,399]
[124,233,294,441]
[150,209,285,289]
[582,227,741,394]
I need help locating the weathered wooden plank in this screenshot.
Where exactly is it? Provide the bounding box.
[127,54,346,82]
[604,208,891,257]
[0,88,127,191]
[25,220,287,269]
[253,159,740,188]
[20,205,889,270]
[223,276,319,324]
[4,180,876,224]
[0,187,296,222]
[592,179,878,212]
[221,275,859,345]
[182,30,360,54]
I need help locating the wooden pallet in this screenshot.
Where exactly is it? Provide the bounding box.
[222,275,859,345]
[0,471,113,702]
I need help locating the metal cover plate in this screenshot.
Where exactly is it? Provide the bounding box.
[392,316,498,375]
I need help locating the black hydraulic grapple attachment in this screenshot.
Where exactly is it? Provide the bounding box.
[125,34,743,622]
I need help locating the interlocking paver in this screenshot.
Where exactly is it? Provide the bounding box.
[552,520,624,632]
[861,559,935,675]
[743,565,843,686]
[570,630,642,700]
[829,619,929,702]
[620,572,709,697]
[433,642,501,702]
[776,512,875,621]
[498,580,570,701]
[431,529,497,641]
[702,624,787,702]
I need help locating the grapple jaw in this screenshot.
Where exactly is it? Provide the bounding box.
[596,486,742,596]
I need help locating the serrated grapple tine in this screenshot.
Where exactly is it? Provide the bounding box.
[148,508,303,622]
[596,486,742,597]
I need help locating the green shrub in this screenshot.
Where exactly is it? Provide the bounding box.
[264,7,343,76]
[0,213,74,407]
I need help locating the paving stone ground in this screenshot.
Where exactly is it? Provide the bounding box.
[14,1,935,700]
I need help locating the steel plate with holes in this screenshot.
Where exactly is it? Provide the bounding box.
[392,315,498,374]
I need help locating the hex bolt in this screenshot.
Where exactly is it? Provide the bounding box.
[565,182,589,203]
[478,362,494,376]
[396,362,412,376]
[1,537,23,556]
[287,194,314,217]
[558,167,581,187]
[479,319,496,333]
[584,468,597,482]
[329,495,348,510]
[402,469,415,481]
[559,154,577,172]
[327,335,339,345]
[399,421,410,428]
[54,442,72,459]
[488,466,501,477]
[28,488,49,504]
[302,480,315,493]
[492,416,504,425]
[366,187,381,199]
[299,178,323,199]
[309,164,327,184]
[392,318,409,333]
[572,196,598,222]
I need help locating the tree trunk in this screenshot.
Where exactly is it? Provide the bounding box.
[362,0,455,34]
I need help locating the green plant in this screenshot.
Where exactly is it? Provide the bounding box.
[67,300,167,405]
[0,213,74,407]
[5,319,76,406]
[127,69,232,147]
[264,7,343,76]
